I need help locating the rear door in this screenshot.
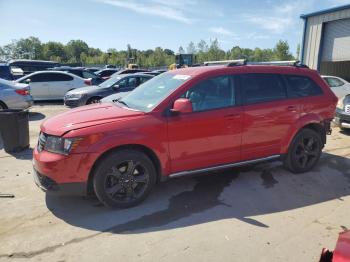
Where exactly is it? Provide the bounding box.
[47,73,74,99]
[240,73,300,160]
[23,73,50,100]
[167,75,243,173]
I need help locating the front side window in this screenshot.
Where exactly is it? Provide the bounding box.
[285,75,323,98]
[120,72,191,112]
[324,77,344,87]
[128,77,138,88]
[182,75,235,112]
[99,76,122,88]
[241,74,286,105]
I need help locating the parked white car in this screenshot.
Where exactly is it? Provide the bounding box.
[322,75,350,98]
[16,71,90,100]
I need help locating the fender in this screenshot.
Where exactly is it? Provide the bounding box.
[65,115,171,176]
[280,113,324,154]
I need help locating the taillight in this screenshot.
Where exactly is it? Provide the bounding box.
[15,89,29,96]
[84,79,92,85]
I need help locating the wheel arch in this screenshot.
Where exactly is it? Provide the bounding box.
[86,96,102,104]
[0,100,8,109]
[281,114,326,154]
[86,144,162,195]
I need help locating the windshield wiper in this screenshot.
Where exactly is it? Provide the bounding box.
[116,100,129,108]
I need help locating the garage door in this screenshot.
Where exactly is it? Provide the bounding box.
[322,18,350,62]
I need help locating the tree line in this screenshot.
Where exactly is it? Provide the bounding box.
[0,36,297,68]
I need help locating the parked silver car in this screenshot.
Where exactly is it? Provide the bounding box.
[0,78,33,110]
[335,95,350,130]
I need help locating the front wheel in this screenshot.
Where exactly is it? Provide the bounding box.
[93,149,157,208]
[283,128,322,173]
[86,97,101,105]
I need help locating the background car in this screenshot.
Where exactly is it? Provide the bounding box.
[95,68,119,80]
[100,91,131,103]
[0,78,33,110]
[50,66,104,85]
[335,94,350,130]
[85,67,100,73]
[64,73,153,107]
[112,68,150,75]
[16,71,90,100]
[322,75,350,98]
[0,63,14,80]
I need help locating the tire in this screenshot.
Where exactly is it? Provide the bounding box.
[93,149,157,208]
[283,128,323,173]
[86,97,101,105]
[0,101,7,110]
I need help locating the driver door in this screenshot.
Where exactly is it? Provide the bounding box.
[167,75,243,173]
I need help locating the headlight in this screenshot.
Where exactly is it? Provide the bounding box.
[44,136,82,155]
[65,93,84,99]
[337,97,345,111]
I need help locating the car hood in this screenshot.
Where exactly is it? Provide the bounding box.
[41,103,144,136]
[66,85,106,94]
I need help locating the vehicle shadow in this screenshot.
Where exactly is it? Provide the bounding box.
[46,152,350,234]
[29,112,46,121]
[9,147,33,160]
[34,100,63,106]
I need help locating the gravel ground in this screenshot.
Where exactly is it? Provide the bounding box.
[0,103,349,262]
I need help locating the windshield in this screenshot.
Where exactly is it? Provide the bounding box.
[98,76,122,88]
[119,72,191,112]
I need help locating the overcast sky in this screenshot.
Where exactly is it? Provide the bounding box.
[1,0,350,54]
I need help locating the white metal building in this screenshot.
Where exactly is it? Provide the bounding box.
[301,4,350,80]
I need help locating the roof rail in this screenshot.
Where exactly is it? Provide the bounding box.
[203,59,246,66]
[247,60,308,68]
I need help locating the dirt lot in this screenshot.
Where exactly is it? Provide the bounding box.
[0,103,350,262]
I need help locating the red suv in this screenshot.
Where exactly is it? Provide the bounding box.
[33,63,338,208]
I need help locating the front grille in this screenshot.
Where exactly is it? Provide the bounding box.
[37,132,47,152]
[345,105,350,114]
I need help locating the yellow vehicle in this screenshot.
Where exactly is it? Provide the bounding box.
[169,54,196,70]
[127,64,139,69]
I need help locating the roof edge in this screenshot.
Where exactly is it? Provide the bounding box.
[300,4,350,18]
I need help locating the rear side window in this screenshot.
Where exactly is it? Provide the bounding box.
[30,73,73,82]
[240,74,286,105]
[324,77,344,87]
[285,75,323,98]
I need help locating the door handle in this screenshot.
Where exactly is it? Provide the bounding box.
[287,106,297,112]
[224,113,240,119]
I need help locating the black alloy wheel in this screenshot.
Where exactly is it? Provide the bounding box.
[284,128,322,173]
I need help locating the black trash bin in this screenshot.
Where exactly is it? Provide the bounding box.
[0,109,30,153]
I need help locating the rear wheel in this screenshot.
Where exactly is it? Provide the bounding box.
[284,128,322,173]
[86,97,101,105]
[93,149,157,208]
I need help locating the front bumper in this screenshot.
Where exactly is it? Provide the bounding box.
[33,167,86,196]
[335,109,350,129]
[64,98,85,108]
[32,146,98,196]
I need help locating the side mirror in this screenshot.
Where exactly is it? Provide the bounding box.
[112,84,119,90]
[25,78,31,84]
[170,98,193,115]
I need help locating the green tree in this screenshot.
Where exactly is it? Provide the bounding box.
[65,40,89,62]
[274,40,294,60]
[186,41,196,54]
[42,41,66,61]
[296,43,301,60]
[178,46,185,54]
